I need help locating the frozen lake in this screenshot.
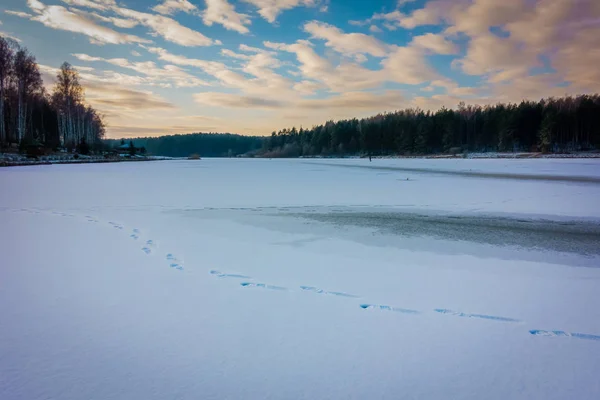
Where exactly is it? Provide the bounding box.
[1,158,600,399]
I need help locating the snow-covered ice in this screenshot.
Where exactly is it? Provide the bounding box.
[1,158,600,399]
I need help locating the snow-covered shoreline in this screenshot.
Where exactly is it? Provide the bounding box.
[0,153,174,167]
[298,151,600,160]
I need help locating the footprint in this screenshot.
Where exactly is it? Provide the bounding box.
[108,222,124,230]
[166,254,184,270]
[300,286,325,294]
[434,309,520,322]
[328,291,361,298]
[142,240,156,255]
[52,211,74,217]
[300,286,360,298]
[240,282,287,291]
[360,304,420,314]
[210,270,251,279]
[85,216,99,223]
[130,229,140,240]
[529,330,600,341]
[169,262,184,271]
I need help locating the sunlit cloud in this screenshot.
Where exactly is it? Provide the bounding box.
[203,0,252,34]
[60,0,117,11]
[23,0,149,45]
[303,21,388,57]
[113,6,215,46]
[152,0,198,16]
[71,53,212,87]
[243,0,320,23]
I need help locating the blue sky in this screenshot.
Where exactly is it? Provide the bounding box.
[0,0,597,137]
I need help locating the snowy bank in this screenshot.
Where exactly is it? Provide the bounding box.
[0,153,174,167]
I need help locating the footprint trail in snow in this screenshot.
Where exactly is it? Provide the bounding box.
[11,206,596,342]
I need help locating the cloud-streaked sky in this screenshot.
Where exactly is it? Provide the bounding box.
[1,0,598,138]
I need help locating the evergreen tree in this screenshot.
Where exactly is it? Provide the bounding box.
[128,140,136,156]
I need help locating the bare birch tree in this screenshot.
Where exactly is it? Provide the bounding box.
[0,37,15,145]
[13,47,42,142]
[52,62,83,147]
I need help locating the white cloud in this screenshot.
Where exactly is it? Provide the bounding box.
[267,35,445,92]
[382,46,441,84]
[303,21,388,57]
[239,44,274,54]
[84,12,139,29]
[25,0,149,45]
[0,31,21,42]
[60,0,117,11]
[242,0,318,23]
[221,48,251,60]
[152,0,198,15]
[148,46,219,69]
[411,33,458,54]
[298,90,405,110]
[397,0,454,29]
[293,80,323,94]
[194,92,287,109]
[401,0,600,96]
[348,20,367,27]
[5,10,35,18]
[383,22,398,31]
[369,25,382,33]
[193,90,407,114]
[72,53,211,87]
[265,40,386,92]
[131,50,141,57]
[149,46,293,97]
[456,33,535,81]
[354,54,368,63]
[354,10,404,31]
[114,6,215,46]
[203,0,251,34]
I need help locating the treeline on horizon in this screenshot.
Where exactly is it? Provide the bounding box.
[112,94,600,158]
[0,35,105,154]
[262,95,600,157]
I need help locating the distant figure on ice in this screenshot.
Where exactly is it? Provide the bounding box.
[369,154,372,162]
